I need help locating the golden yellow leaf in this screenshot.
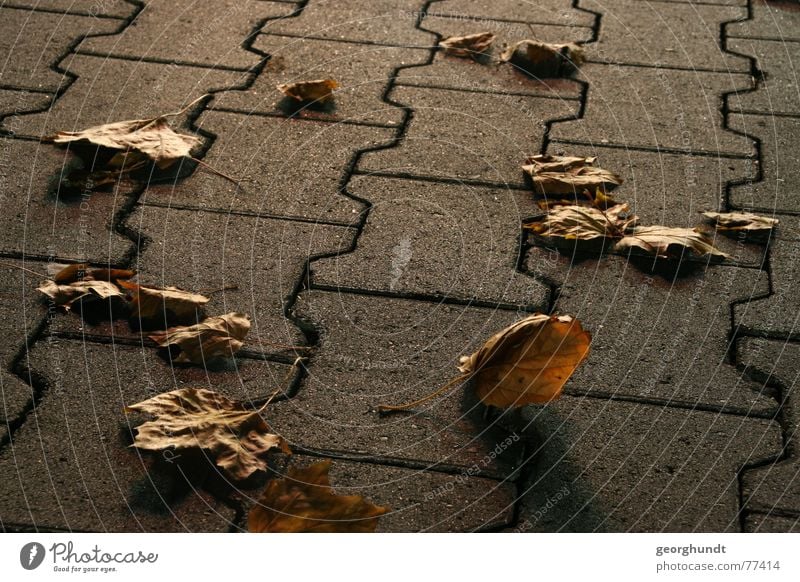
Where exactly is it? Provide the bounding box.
[148,312,250,364]
[36,279,125,311]
[118,280,209,321]
[614,226,729,259]
[248,461,389,533]
[500,40,585,77]
[439,32,496,58]
[523,154,623,196]
[277,79,339,103]
[126,387,290,480]
[458,314,591,408]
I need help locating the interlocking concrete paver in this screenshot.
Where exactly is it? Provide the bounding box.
[3,54,247,138]
[261,455,516,532]
[0,339,256,531]
[728,0,800,42]
[312,175,550,308]
[212,37,429,125]
[138,109,393,222]
[430,0,595,28]
[0,89,52,122]
[0,138,134,262]
[359,85,578,185]
[729,114,800,213]
[0,8,120,91]
[78,0,297,70]
[728,38,800,116]
[745,513,800,532]
[264,0,433,46]
[6,0,136,18]
[738,338,799,514]
[585,0,749,71]
[271,290,525,476]
[514,396,782,531]
[525,248,776,414]
[734,240,799,339]
[551,63,754,156]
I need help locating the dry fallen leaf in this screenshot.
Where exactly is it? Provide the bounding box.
[248,460,389,532]
[277,79,339,103]
[523,154,623,196]
[458,314,591,408]
[439,32,496,58]
[45,113,201,170]
[36,279,125,311]
[50,263,135,284]
[525,203,638,245]
[126,387,290,480]
[500,40,585,77]
[118,280,209,321]
[148,312,250,364]
[615,226,729,260]
[702,211,779,240]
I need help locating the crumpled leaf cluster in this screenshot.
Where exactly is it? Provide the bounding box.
[149,312,250,365]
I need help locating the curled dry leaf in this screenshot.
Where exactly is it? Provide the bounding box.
[126,387,290,480]
[277,79,339,103]
[248,460,389,533]
[439,32,496,58]
[45,114,201,170]
[523,154,623,196]
[500,40,585,77]
[702,211,779,240]
[615,226,729,260]
[50,262,135,284]
[458,314,591,408]
[118,280,209,320]
[525,203,638,244]
[36,279,125,311]
[149,312,250,364]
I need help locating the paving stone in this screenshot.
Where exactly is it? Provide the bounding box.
[513,396,782,531]
[96,204,350,351]
[138,109,393,222]
[553,144,764,264]
[524,248,776,414]
[0,260,44,423]
[550,63,754,156]
[212,36,429,125]
[3,54,248,138]
[728,0,800,43]
[359,85,579,185]
[0,89,53,122]
[728,38,800,116]
[5,0,135,18]
[78,0,296,70]
[249,455,516,532]
[430,0,595,28]
[738,338,799,514]
[0,137,134,262]
[734,240,799,339]
[313,175,550,308]
[264,0,434,46]
[271,290,526,476]
[0,340,283,531]
[643,0,746,5]
[396,16,587,97]
[729,114,800,214]
[745,513,800,532]
[584,0,748,71]
[0,8,121,92]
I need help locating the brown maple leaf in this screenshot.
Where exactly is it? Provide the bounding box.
[126,387,290,480]
[148,312,250,364]
[118,280,209,321]
[248,460,389,533]
[702,211,779,242]
[522,154,623,196]
[525,203,638,246]
[614,226,729,260]
[36,279,125,311]
[500,40,585,77]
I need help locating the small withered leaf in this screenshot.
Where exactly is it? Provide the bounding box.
[439,32,496,57]
[458,314,591,408]
[500,40,585,77]
[148,312,250,364]
[50,263,136,284]
[523,154,623,196]
[118,280,209,321]
[126,387,290,480]
[248,460,389,533]
[277,79,339,103]
[36,279,125,311]
[702,211,779,236]
[614,226,729,260]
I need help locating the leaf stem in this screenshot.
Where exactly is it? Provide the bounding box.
[258,356,305,413]
[377,373,471,414]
